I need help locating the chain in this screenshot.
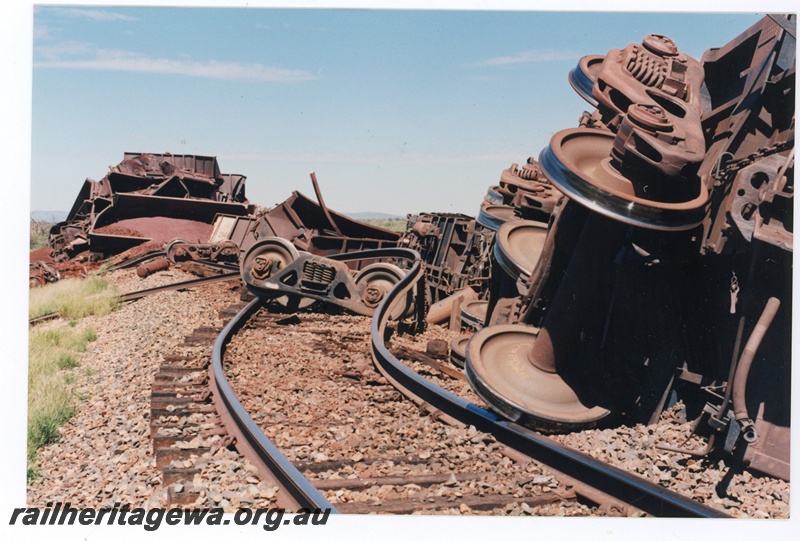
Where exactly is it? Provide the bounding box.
[714,140,793,180]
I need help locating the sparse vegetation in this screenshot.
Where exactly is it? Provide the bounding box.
[30,220,54,251]
[27,324,98,480]
[29,277,119,321]
[57,352,79,370]
[363,218,408,233]
[27,279,115,480]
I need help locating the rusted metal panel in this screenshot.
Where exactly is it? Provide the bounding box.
[743,413,790,481]
[400,213,493,305]
[219,189,401,270]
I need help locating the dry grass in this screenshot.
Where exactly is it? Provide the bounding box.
[29,277,119,320]
[27,276,117,480]
[27,324,98,480]
[362,218,408,233]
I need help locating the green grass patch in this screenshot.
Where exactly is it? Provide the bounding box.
[27,324,98,481]
[57,353,78,370]
[29,277,119,320]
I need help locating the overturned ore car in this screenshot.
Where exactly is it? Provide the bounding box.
[34,154,401,283]
[46,152,253,263]
[238,177,405,316]
[411,15,792,481]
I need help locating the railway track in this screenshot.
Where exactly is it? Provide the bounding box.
[32,256,733,516]
[369,262,728,517]
[29,261,775,516]
[29,270,241,325]
[208,257,729,518]
[217,304,586,516]
[119,272,240,303]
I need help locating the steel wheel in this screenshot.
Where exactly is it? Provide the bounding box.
[354,263,409,319]
[477,204,516,231]
[460,300,488,330]
[540,128,708,231]
[465,325,610,431]
[449,334,470,368]
[568,54,604,106]
[493,220,548,282]
[165,238,188,263]
[241,237,300,301]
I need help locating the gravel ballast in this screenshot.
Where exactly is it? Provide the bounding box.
[27,269,277,510]
[26,269,790,518]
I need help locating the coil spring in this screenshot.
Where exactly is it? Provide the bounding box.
[303,261,336,284]
[516,166,540,181]
[626,48,667,88]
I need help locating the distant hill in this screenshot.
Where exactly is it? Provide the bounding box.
[29,209,404,224]
[31,211,69,223]
[347,212,404,221]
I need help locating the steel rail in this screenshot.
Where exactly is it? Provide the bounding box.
[192,260,239,272]
[109,251,238,273]
[210,298,337,512]
[325,246,419,264]
[30,271,240,324]
[369,256,730,518]
[28,312,62,326]
[119,272,240,303]
[171,259,240,272]
[204,246,418,512]
[106,250,167,271]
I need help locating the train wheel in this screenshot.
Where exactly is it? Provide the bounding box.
[465,324,609,431]
[540,128,707,231]
[354,263,409,319]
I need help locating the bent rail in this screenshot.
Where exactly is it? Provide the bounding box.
[369,254,729,518]
[210,298,337,512]
[206,246,421,511]
[106,250,167,271]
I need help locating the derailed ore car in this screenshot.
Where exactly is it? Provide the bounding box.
[167,182,402,281]
[405,15,793,482]
[47,152,253,264]
[224,182,407,315]
[31,152,401,284]
[30,152,254,284]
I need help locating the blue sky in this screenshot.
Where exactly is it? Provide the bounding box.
[26,5,767,217]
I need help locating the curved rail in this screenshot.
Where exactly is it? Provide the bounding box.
[369,255,730,518]
[205,246,420,511]
[210,298,337,512]
[206,247,420,511]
